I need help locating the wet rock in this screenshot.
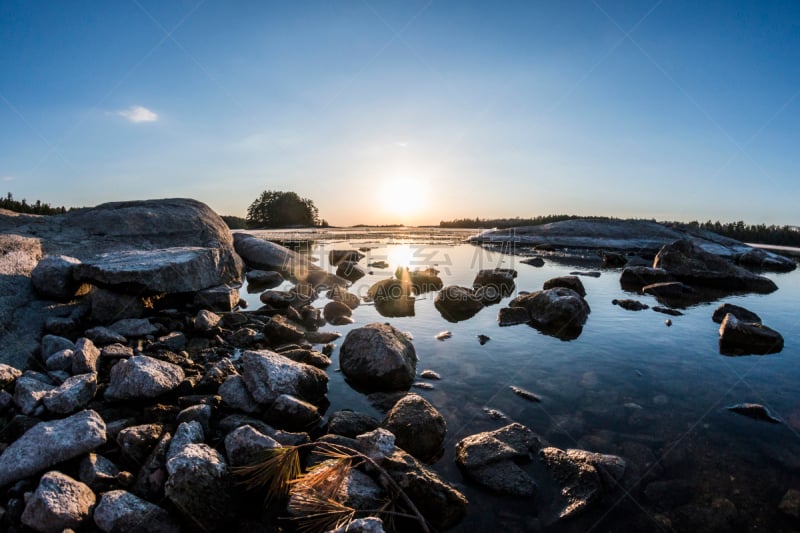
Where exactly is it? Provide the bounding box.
[455,423,542,497]
[654,239,777,293]
[42,373,97,414]
[105,355,185,401]
[326,285,361,309]
[477,334,491,345]
[435,330,452,341]
[20,471,95,533]
[259,289,293,308]
[0,363,22,388]
[652,306,683,316]
[381,447,468,529]
[368,277,411,301]
[718,313,783,355]
[305,330,342,344]
[642,281,697,303]
[324,300,354,325]
[79,453,121,491]
[109,318,159,338]
[245,269,284,289]
[0,410,107,487]
[619,266,673,289]
[339,323,417,391]
[509,287,590,338]
[399,267,445,294]
[726,402,781,423]
[94,490,179,533]
[72,337,100,374]
[329,249,365,266]
[84,326,127,345]
[521,256,545,267]
[382,393,446,463]
[31,255,86,300]
[336,261,366,282]
[266,393,322,431]
[712,303,761,324]
[601,251,627,267]
[543,275,586,297]
[164,443,230,530]
[498,306,530,327]
[278,347,331,369]
[612,299,649,311]
[510,386,542,402]
[374,294,416,317]
[571,270,601,278]
[328,410,381,438]
[263,314,305,342]
[419,370,441,380]
[473,268,517,303]
[224,425,280,467]
[241,349,328,404]
[434,286,484,322]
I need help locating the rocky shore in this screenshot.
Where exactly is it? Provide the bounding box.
[0,202,794,532]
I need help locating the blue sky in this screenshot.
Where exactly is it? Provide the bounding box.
[1,1,798,225]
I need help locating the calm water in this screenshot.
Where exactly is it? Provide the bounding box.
[240,230,800,532]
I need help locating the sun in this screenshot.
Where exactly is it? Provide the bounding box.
[379,177,427,220]
[387,244,414,268]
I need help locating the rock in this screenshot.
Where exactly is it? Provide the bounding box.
[719,313,783,355]
[234,233,344,287]
[194,284,240,312]
[367,278,411,301]
[154,332,187,352]
[601,251,627,267]
[382,393,446,462]
[74,246,234,294]
[245,269,284,289]
[14,374,55,415]
[130,430,171,501]
[726,403,781,423]
[329,517,386,533]
[521,256,545,267]
[737,247,796,272]
[779,488,800,518]
[419,370,441,380]
[263,314,305,342]
[435,330,452,341]
[654,239,777,293]
[20,471,95,533]
[40,334,75,360]
[224,425,280,467]
[324,300,354,325]
[329,249,365,266]
[0,363,22,388]
[30,255,86,300]
[192,309,221,332]
[510,386,542,402]
[109,318,159,337]
[105,356,185,401]
[612,299,649,311]
[712,303,761,324]
[88,287,147,322]
[42,373,97,414]
[498,306,531,327]
[44,348,73,371]
[177,404,213,434]
[72,337,100,374]
[337,261,366,282]
[509,287,590,338]
[539,447,601,519]
[0,410,107,488]
[455,423,541,497]
[571,270,602,278]
[328,410,381,438]
[339,323,418,391]
[277,347,331,369]
[326,285,361,309]
[94,490,179,533]
[434,286,484,322]
[652,306,683,316]
[477,334,490,345]
[305,330,341,344]
[164,443,230,530]
[472,268,517,302]
[381,447,468,529]
[266,393,321,431]
[543,275,586,297]
[117,424,165,465]
[84,326,127,345]
[259,289,294,308]
[619,266,674,289]
[241,349,328,404]
[219,375,260,413]
[78,453,121,491]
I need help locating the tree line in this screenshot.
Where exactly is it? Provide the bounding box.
[685,220,800,247]
[439,214,609,229]
[0,192,67,215]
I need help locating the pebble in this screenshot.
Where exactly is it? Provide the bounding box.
[435,331,452,341]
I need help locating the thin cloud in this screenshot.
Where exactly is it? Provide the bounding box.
[1,176,14,182]
[117,105,158,123]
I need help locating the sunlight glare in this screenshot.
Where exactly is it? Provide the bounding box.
[379,177,427,220]
[387,244,414,268]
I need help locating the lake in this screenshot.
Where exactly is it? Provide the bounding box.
[241,229,800,532]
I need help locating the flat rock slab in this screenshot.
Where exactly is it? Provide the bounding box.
[74,247,226,294]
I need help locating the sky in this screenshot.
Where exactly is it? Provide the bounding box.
[1,1,799,226]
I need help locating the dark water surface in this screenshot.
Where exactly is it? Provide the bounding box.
[241,230,800,532]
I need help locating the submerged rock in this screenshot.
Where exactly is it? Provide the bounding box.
[434,286,484,322]
[612,299,649,311]
[339,323,417,391]
[718,313,784,355]
[726,403,781,423]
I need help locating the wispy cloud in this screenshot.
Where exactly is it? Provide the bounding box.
[1,176,14,182]
[117,105,158,123]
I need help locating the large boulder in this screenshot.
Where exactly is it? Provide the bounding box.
[0,410,107,487]
[339,323,417,391]
[472,268,516,303]
[241,350,329,404]
[543,275,586,297]
[30,255,88,300]
[455,423,541,497]
[434,286,484,322]
[718,313,784,355]
[21,471,96,533]
[654,239,777,293]
[736,247,796,272]
[619,266,674,289]
[509,287,590,339]
[382,393,446,462]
